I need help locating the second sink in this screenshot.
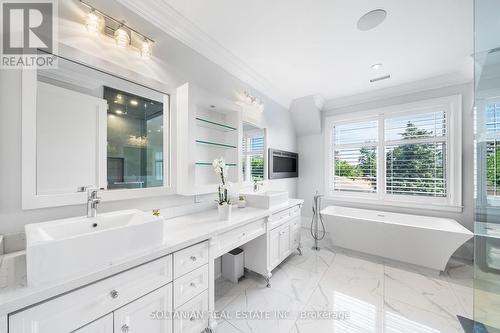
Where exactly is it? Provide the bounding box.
[244,191,289,209]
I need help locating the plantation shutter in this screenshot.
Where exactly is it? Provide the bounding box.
[332,120,378,193]
[384,111,447,197]
[242,134,265,181]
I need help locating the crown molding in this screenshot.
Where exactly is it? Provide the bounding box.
[323,72,473,111]
[116,0,291,108]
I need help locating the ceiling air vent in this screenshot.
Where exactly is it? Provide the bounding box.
[370,75,391,83]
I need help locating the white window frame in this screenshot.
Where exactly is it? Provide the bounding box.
[476,94,500,207]
[324,95,462,212]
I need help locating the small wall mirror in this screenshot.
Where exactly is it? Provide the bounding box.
[241,122,266,182]
[22,54,170,209]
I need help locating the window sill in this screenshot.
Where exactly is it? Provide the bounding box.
[323,195,463,213]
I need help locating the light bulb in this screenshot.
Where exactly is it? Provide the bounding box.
[141,39,152,59]
[114,27,129,48]
[85,11,101,34]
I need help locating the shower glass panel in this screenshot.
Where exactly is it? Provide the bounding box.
[105,87,164,189]
[474,0,500,331]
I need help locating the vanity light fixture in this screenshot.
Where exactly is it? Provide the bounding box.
[141,39,152,60]
[115,110,124,115]
[238,91,264,112]
[79,0,155,59]
[130,100,138,106]
[114,25,130,48]
[85,9,102,35]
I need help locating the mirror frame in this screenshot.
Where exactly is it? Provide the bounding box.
[21,55,173,209]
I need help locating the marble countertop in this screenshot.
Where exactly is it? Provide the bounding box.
[0,199,303,315]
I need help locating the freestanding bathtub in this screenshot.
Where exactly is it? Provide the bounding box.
[320,206,473,272]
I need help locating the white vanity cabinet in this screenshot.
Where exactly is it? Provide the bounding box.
[73,314,113,333]
[244,204,302,286]
[114,284,172,333]
[8,242,210,333]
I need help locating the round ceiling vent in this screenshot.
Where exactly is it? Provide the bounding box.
[357,9,387,31]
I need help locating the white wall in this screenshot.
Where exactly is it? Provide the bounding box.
[0,0,296,235]
[297,83,474,260]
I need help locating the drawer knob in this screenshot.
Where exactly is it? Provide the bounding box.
[190,255,197,261]
[110,290,119,299]
[190,316,196,322]
[121,324,130,333]
[190,282,197,287]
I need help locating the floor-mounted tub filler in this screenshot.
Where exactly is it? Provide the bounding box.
[320,205,473,272]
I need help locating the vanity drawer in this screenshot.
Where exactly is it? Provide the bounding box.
[173,242,208,279]
[173,290,208,333]
[217,219,266,255]
[9,255,172,333]
[268,209,292,230]
[290,216,301,231]
[173,264,208,308]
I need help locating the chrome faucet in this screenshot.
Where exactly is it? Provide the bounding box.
[253,179,264,192]
[86,187,101,218]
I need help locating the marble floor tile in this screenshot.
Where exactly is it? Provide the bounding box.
[282,246,335,275]
[269,262,323,304]
[215,275,261,311]
[215,320,243,333]
[223,286,306,333]
[445,259,474,319]
[383,298,464,333]
[214,242,474,333]
[384,265,464,322]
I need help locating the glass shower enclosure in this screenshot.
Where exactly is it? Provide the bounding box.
[474,0,500,332]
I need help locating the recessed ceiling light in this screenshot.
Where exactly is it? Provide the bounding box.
[130,100,138,106]
[357,9,387,31]
[371,63,383,70]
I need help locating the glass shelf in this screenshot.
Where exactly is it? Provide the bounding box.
[195,117,237,132]
[195,140,237,149]
[195,162,237,167]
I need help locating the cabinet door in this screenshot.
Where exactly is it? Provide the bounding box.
[173,290,208,333]
[73,314,113,333]
[290,218,301,250]
[114,284,172,333]
[269,227,281,269]
[279,224,291,260]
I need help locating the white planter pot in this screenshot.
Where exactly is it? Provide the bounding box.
[218,203,232,220]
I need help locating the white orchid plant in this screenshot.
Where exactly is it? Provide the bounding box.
[213,157,231,205]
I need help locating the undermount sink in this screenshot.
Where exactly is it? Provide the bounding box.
[25,209,164,287]
[244,191,289,209]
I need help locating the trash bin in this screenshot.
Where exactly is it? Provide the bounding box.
[222,248,244,283]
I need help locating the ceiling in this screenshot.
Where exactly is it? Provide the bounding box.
[120,0,473,107]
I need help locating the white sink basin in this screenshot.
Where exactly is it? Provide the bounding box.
[244,191,289,209]
[25,209,164,287]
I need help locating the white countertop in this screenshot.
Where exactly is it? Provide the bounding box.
[0,199,303,315]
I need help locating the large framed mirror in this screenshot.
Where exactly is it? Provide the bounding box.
[22,54,170,209]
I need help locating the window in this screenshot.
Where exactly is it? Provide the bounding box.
[476,98,500,206]
[242,124,265,182]
[385,111,447,197]
[333,120,378,193]
[325,96,462,210]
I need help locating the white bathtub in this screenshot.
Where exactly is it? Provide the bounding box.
[320,206,473,271]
